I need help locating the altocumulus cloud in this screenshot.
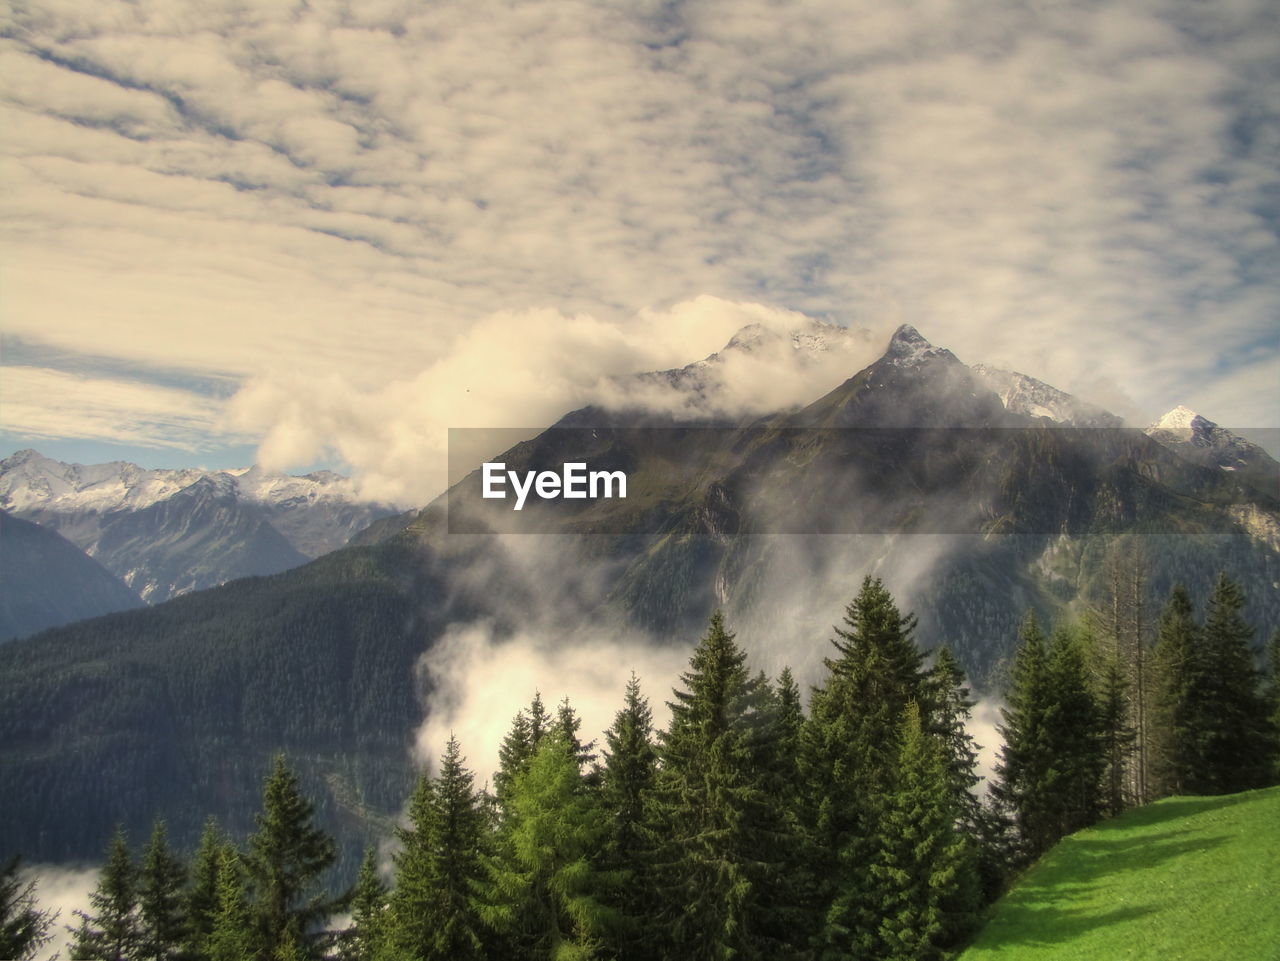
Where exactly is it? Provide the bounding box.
[1,0,1276,481]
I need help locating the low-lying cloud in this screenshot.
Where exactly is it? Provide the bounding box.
[226,297,887,507]
[20,863,99,961]
[414,621,690,787]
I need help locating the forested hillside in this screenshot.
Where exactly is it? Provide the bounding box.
[0,542,433,867]
[5,576,1276,961]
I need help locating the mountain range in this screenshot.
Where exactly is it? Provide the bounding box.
[0,453,396,621]
[0,323,1276,869]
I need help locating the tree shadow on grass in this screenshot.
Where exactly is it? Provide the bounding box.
[975,900,1160,949]
[973,796,1248,949]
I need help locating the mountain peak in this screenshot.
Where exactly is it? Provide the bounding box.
[883,324,956,367]
[1152,405,1211,433]
[1145,406,1279,498]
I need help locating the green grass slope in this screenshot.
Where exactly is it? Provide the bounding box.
[961,786,1280,961]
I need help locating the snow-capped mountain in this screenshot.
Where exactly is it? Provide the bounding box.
[971,364,1124,428]
[1145,407,1279,500]
[604,317,876,417]
[0,451,396,602]
[6,322,1280,867]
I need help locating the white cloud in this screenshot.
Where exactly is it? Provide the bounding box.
[0,0,1275,473]
[19,863,99,961]
[224,296,832,506]
[415,621,689,788]
[0,366,234,450]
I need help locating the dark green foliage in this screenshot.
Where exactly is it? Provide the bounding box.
[1151,577,1274,796]
[69,827,142,961]
[993,616,1103,864]
[922,646,1005,903]
[1149,585,1201,796]
[774,667,804,774]
[495,692,554,806]
[184,818,229,961]
[0,857,55,961]
[599,675,657,864]
[6,563,1271,960]
[245,756,337,959]
[137,820,187,961]
[206,850,257,961]
[1043,626,1104,836]
[651,610,799,960]
[1195,574,1273,792]
[386,735,489,961]
[872,703,979,961]
[0,542,426,865]
[384,770,437,955]
[597,675,659,961]
[485,731,618,960]
[555,698,599,777]
[801,576,929,958]
[1091,643,1136,817]
[338,849,387,961]
[922,647,982,830]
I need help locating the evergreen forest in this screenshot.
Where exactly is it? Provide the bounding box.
[4,569,1278,961]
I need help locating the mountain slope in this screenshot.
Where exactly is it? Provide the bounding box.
[0,324,1276,865]
[960,787,1280,960]
[971,364,1125,428]
[1146,406,1280,500]
[0,541,435,864]
[0,510,144,641]
[0,451,396,602]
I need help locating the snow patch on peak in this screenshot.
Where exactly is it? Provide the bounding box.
[884,324,955,367]
[972,364,1124,428]
[596,318,876,420]
[1152,405,1211,432]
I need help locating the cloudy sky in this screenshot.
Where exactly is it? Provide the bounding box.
[2,0,1277,505]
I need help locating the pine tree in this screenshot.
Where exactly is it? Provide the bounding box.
[597,675,659,961]
[555,697,599,774]
[485,730,618,961]
[245,756,337,959]
[0,857,56,961]
[1149,584,1202,797]
[339,849,386,961]
[992,614,1103,864]
[800,577,928,958]
[774,667,805,778]
[385,770,437,954]
[386,735,489,961]
[921,647,982,831]
[651,610,798,960]
[137,820,187,961]
[921,646,1003,902]
[495,692,554,806]
[207,850,258,961]
[1044,624,1104,836]
[996,620,1104,860]
[69,826,142,961]
[1084,628,1135,818]
[185,818,229,961]
[1196,573,1272,792]
[872,703,979,961]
